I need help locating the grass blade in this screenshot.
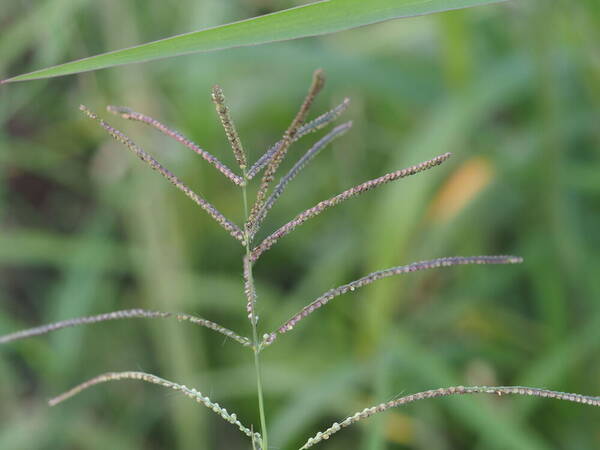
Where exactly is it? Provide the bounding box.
[2,0,507,83]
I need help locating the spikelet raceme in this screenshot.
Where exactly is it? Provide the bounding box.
[2,70,597,450]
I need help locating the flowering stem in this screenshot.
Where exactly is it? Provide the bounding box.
[242,172,268,450]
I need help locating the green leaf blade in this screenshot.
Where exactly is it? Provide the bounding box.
[2,0,506,83]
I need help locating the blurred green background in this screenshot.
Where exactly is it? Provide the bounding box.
[1,0,599,449]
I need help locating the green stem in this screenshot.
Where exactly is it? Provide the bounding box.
[252,324,268,450]
[242,173,269,450]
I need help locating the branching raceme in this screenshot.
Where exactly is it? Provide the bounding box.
[2,70,597,449]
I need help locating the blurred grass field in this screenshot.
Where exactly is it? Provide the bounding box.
[1,0,599,449]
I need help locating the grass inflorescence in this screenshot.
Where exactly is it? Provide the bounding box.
[2,70,598,449]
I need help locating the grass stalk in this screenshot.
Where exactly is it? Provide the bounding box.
[242,169,269,450]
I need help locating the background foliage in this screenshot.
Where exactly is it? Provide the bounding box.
[1,0,599,449]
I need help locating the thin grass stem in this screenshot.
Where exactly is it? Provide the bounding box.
[242,165,269,450]
[300,385,600,449]
[252,329,268,450]
[82,105,245,243]
[106,105,244,185]
[251,152,452,261]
